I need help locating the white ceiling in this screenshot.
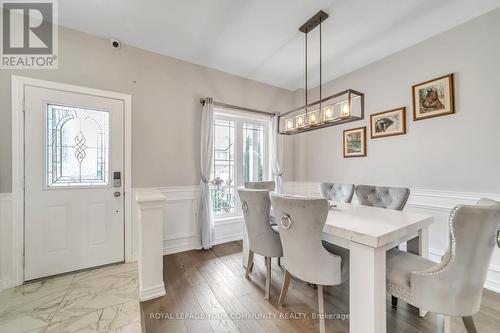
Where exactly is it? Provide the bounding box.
[58,0,500,91]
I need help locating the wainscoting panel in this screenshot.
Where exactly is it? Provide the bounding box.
[3,185,499,293]
[282,182,500,293]
[146,186,244,255]
[213,216,244,246]
[156,186,201,255]
[0,193,13,292]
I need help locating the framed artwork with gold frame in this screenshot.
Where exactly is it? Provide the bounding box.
[412,74,455,121]
[343,126,366,158]
[370,107,406,139]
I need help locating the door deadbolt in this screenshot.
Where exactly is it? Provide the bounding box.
[113,171,121,187]
[114,191,121,197]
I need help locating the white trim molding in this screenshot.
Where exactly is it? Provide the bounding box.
[139,283,167,302]
[11,76,133,287]
[407,188,500,211]
[0,193,13,292]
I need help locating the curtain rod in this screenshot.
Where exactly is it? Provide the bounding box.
[200,98,277,117]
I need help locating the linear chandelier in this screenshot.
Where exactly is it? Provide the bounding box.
[278,11,364,135]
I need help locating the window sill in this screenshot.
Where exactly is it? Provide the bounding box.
[214,215,243,225]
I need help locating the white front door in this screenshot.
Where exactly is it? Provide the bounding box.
[24,85,125,281]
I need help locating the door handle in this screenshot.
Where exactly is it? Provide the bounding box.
[114,191,121,197]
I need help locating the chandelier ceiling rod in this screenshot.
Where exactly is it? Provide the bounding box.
[319,16,322,108]
[305,28,308,114]
[300,11,328,116]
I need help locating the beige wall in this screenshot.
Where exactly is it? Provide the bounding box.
[290,8,500,194]
[0,26,296,192]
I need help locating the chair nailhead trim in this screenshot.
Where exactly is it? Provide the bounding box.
[389,204,494,308]
[387,282,413,298]
[413,205,460,277]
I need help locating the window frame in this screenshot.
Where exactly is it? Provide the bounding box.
[44,103,112,190]
[212,107,271,220]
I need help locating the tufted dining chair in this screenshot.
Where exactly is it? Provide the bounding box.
[245,181,275,191]
[270,192,348,333]
[320,182,355,203]
[237,187,282,300]
[246,181,278,224]
[355,184,411,306]
[355,184,410,210]
[386,198,500,333]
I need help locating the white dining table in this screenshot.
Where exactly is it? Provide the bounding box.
[242,202,434,333]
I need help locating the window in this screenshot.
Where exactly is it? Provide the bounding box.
[46,104,109,187]
[211,111,270,216]
[243,123,265,183]
[212,119,236,214]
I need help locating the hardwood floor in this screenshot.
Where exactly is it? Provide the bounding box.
[141,241,500,333]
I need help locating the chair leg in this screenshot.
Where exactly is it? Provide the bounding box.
[462,316,477,333]
[436,314,451,333]
[245,250,254,279]
[318,285,325,333]
[265,257,272,300]
[391,296,398,308]
[278,269,291,306]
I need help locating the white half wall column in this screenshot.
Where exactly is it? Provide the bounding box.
[135,189,167,302]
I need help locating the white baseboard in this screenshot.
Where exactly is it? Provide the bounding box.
[0,277,14,293]
[485,265,500,293]
[139,283,166,302]
[0,193,13,292]
[163,241,202,256]
[213,233,243,246]
[428,248,444,262]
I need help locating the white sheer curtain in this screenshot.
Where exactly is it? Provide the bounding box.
[199,98,214,249]
[271,115,284,193]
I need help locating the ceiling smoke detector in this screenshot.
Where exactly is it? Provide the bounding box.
[110,38,121,49]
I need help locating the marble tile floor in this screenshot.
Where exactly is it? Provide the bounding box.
[0,263,142,333]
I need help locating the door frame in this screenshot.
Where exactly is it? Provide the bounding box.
[11,75,133,285]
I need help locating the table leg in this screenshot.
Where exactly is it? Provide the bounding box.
[407,228,429,317]
[349,242,386,333]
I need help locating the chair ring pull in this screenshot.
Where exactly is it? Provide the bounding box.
[242,201,248,213]
[280,214,292,229]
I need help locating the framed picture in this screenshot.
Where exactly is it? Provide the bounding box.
[343,126,366,158]
[370,107,406,139]
[412,73,455,121]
